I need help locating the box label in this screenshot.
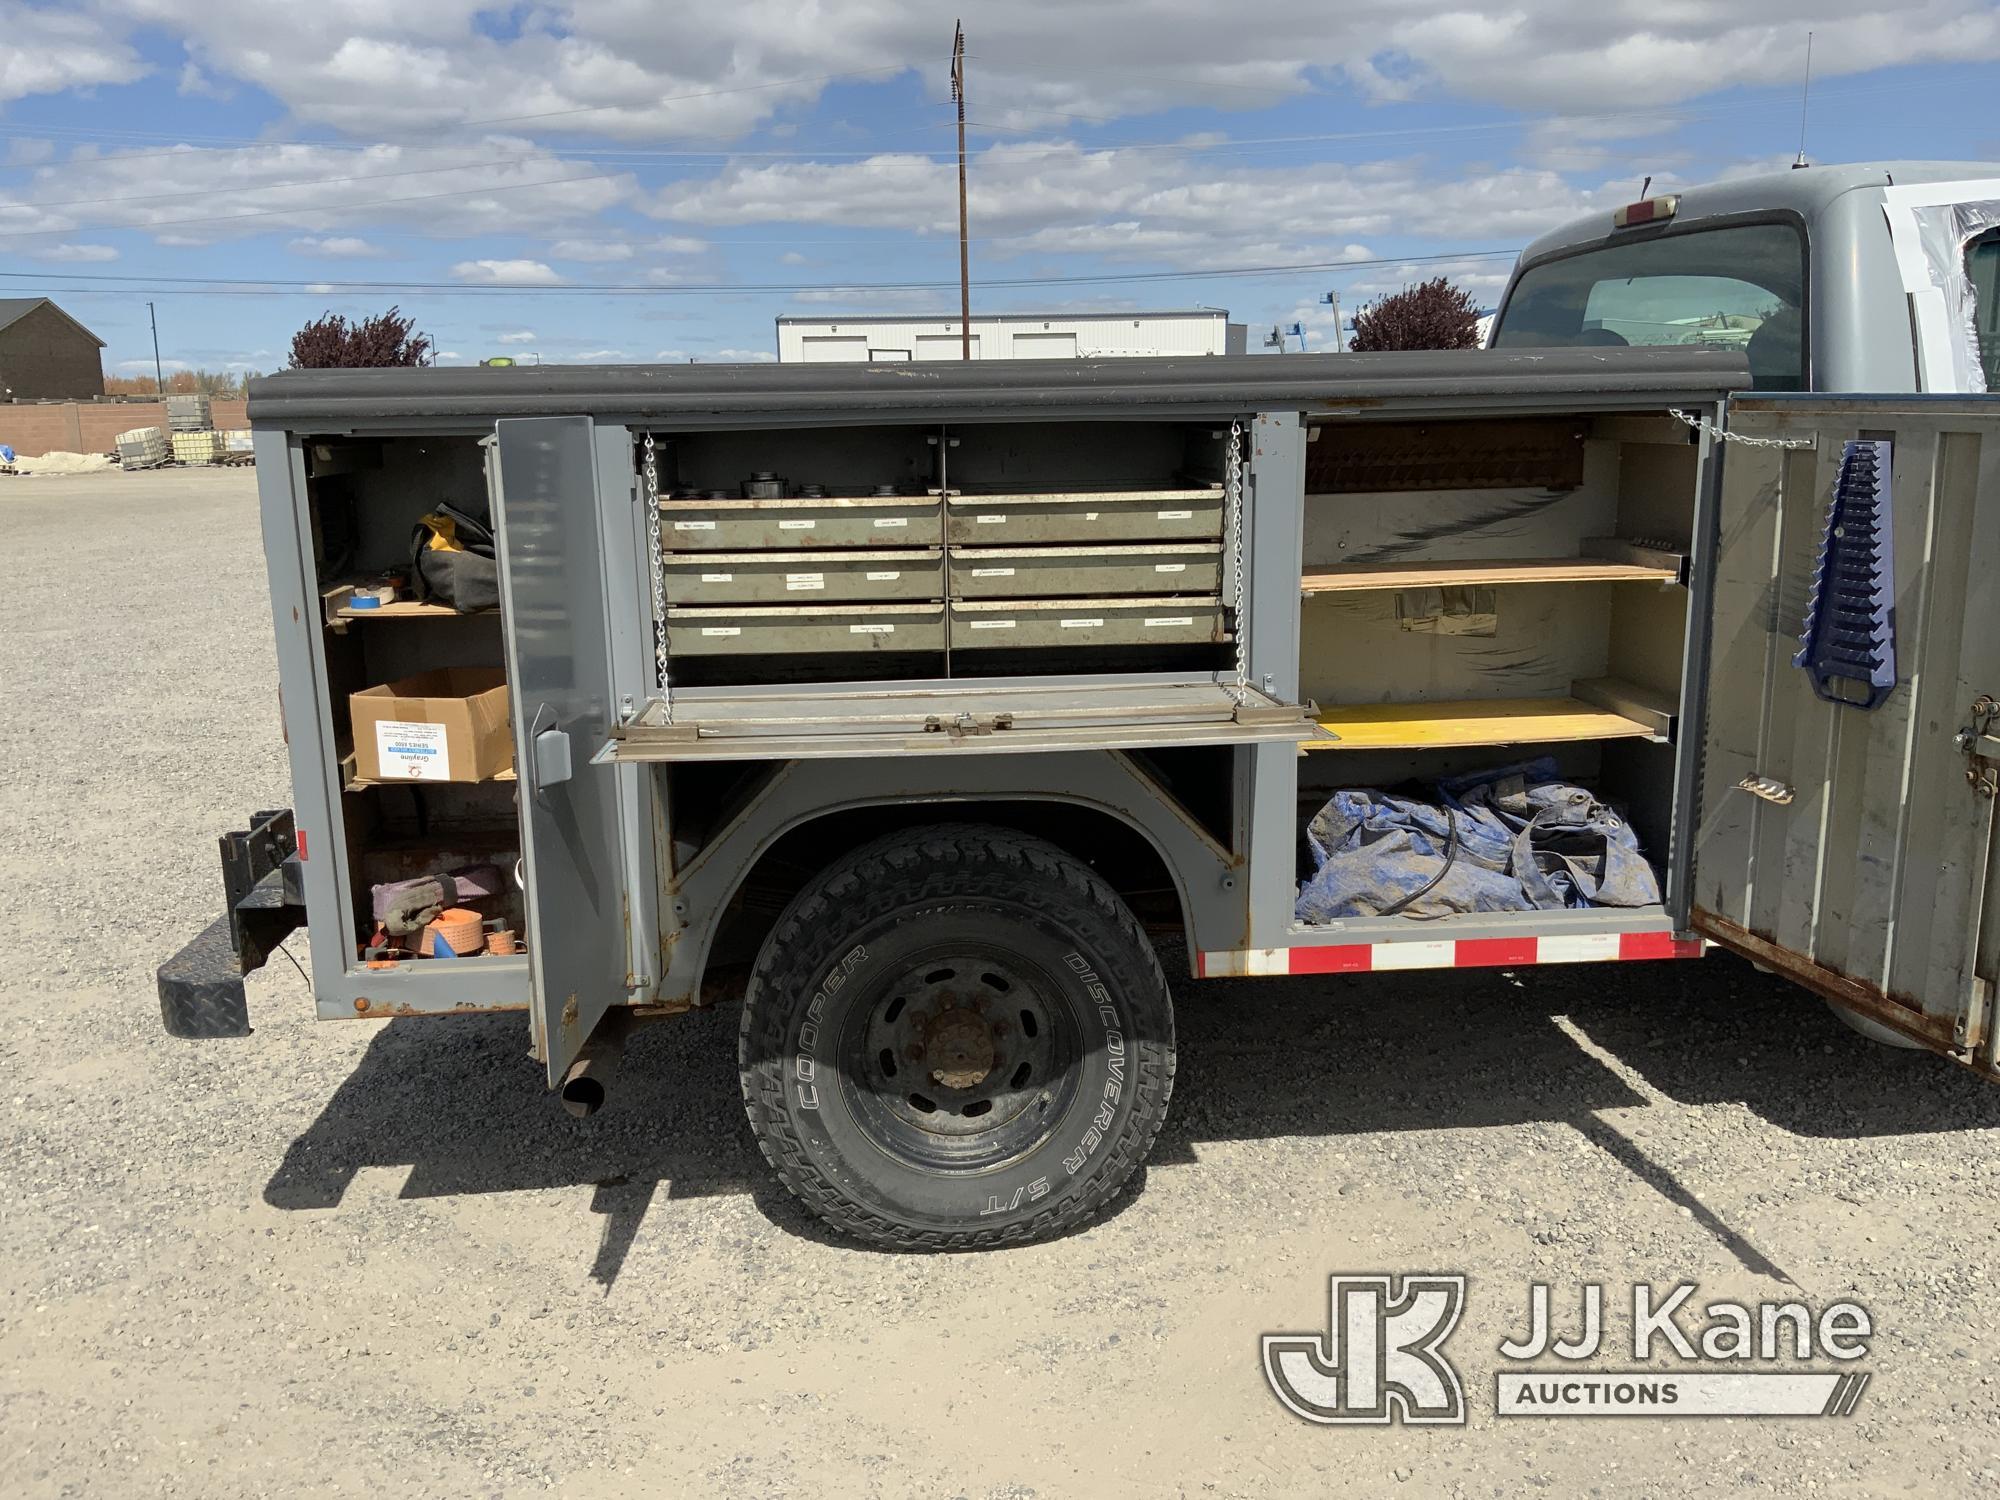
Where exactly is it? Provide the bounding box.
[865,571,901,581]
[1145,615,1195,627]
[673,520,716,531]
[976,514,1007,524]
[1157,509,1194,520]
[1154,562,1187,573]
[969,619,1016,630]
[1061,617,1104,629]
[700,626,742,637]
[778,519,816,530]
[971,567,1015,577]
[373,719,451,782]
[785,573,825,592]
[873,517,909,528]
[850,623,895,634]
[700,572,733,582]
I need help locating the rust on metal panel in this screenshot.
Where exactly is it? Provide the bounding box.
[349,996,529,1018]
[1693,910,1959,1049]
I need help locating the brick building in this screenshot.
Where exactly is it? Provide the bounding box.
[0,298,106,400]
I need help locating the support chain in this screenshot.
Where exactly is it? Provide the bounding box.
[641,431,671,721]
[1225,418,1250,703]
[1668,407,1814,450]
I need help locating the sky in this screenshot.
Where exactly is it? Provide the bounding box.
[4,1,1999,376]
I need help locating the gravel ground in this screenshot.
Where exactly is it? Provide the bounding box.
[5,467,2000,1498]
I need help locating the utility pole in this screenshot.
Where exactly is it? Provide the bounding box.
[951,21,970,360]
[147,301,165,394]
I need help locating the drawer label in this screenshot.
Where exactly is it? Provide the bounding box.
[373,719,450,782]
[976,514,1007,524]
[786,580,825,591]
[1145,615,1195,627]
[969,619,1016,630]
[1061,617,1104,629]
[700,627,741,637]
[1157,509,1194,520]
[778,519,815,530]
[673,520,716,531]
[700,572,733,582]
[970,567,1015,577]
[850,623,895,634]
[1154,562,1187,573]
[873,517,909,528]
[865,571,901,581]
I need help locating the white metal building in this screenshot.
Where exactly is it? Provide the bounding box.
[775,310,1247,363]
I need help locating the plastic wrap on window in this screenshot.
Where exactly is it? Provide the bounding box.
[1904,198,2000,394]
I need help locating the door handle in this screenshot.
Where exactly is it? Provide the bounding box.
[534,726,574,787]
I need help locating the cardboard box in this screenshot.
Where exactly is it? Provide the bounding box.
[349,667,513,784]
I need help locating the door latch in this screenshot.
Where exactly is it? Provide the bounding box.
[1957,695,2000,797]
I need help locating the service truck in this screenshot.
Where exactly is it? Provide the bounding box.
[160,348,2000,1247]
[1491,160,2000,393]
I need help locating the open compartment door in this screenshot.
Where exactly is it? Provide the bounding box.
[492,416,632,1082]
[1691,400,2000,1066]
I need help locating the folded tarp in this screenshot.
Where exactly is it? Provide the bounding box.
[1296,757,1660,923]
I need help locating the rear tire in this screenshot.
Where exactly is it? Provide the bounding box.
[738,823,1175,1249]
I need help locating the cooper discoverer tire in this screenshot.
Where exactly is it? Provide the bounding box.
[737,823,1175,1249]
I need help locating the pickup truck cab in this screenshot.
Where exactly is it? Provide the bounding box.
[1491,161,2000,393]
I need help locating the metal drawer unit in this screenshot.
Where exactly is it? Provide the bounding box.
[667,602,946,656]
[944,489,1223,546]
[663,548,943,605]
[949,543,1222,599]
[662,494,943,550]
[950,596,1227,649]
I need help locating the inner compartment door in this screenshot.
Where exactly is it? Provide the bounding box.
[492,415,633,1081]
[1691,398,2000,1066]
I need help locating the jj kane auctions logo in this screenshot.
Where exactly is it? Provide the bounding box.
[1263,1275,1873,1423]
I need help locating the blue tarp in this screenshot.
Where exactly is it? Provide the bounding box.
[1296,757,1661,923]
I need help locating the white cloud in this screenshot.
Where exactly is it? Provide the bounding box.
[547,238,634,262]
[78,2,2000,141]
[569,349,630,361]
[289,235,382,258]
[177,61,231,100]
[0,7,146,102]
[703,348,777,363]
[496,330,537,344]
[451,258,563,285]
[33,242,119,262]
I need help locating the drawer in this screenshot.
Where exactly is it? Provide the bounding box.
[668,602,945,656]
[663,549,943,605]
[950,596,1228,649]
[949,543,1223,599]
[946,489,1223,546]
[662,495,942,550]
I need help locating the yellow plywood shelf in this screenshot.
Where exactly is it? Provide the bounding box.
[1309,692,1666,751]
[340,750,517,792]
[323,580,494,629]
[1301,556,1678,593]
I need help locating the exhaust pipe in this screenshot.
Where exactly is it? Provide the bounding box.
[560,1024,627,1119]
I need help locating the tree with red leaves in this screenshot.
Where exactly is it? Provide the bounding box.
[1348,277,1483,352]
[289,306,435,368]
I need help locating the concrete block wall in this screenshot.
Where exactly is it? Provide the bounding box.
[0,399,250,457]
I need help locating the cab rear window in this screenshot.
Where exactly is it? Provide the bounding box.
[1493,222,1807,390]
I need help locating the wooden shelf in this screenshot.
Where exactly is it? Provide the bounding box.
[1301,552,1679,594]
[1309,680,1674,751]
[323,580,493,629]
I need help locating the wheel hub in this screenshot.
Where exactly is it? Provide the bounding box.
[923,1005,996,1089]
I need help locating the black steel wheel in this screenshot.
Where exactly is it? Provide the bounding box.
[738,823,1175,1249]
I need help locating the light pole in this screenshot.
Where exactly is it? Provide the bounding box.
[148,301,165,393]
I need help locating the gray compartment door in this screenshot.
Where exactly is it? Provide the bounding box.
[1692,399,2000,1068]
[493,416,630,1083]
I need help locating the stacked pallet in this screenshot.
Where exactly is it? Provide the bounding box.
[164,393,212,432]
[171,429,227,464]
[116,426,170,469]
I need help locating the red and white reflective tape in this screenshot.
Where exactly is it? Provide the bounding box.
[1195,929,1704,978]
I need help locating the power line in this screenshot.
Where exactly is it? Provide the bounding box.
[2,247,1520,298]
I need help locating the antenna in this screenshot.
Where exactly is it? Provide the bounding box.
[1640,175,1652,200]
[1793,30,1814,168]
[950,22,971,359]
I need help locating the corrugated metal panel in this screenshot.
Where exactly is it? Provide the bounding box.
[249,348,1747,429]
[1694,395,2000,1063]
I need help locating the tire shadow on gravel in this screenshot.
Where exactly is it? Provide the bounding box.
[263,944,1999,1277]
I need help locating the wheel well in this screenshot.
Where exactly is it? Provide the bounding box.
[705,801,1190,975]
